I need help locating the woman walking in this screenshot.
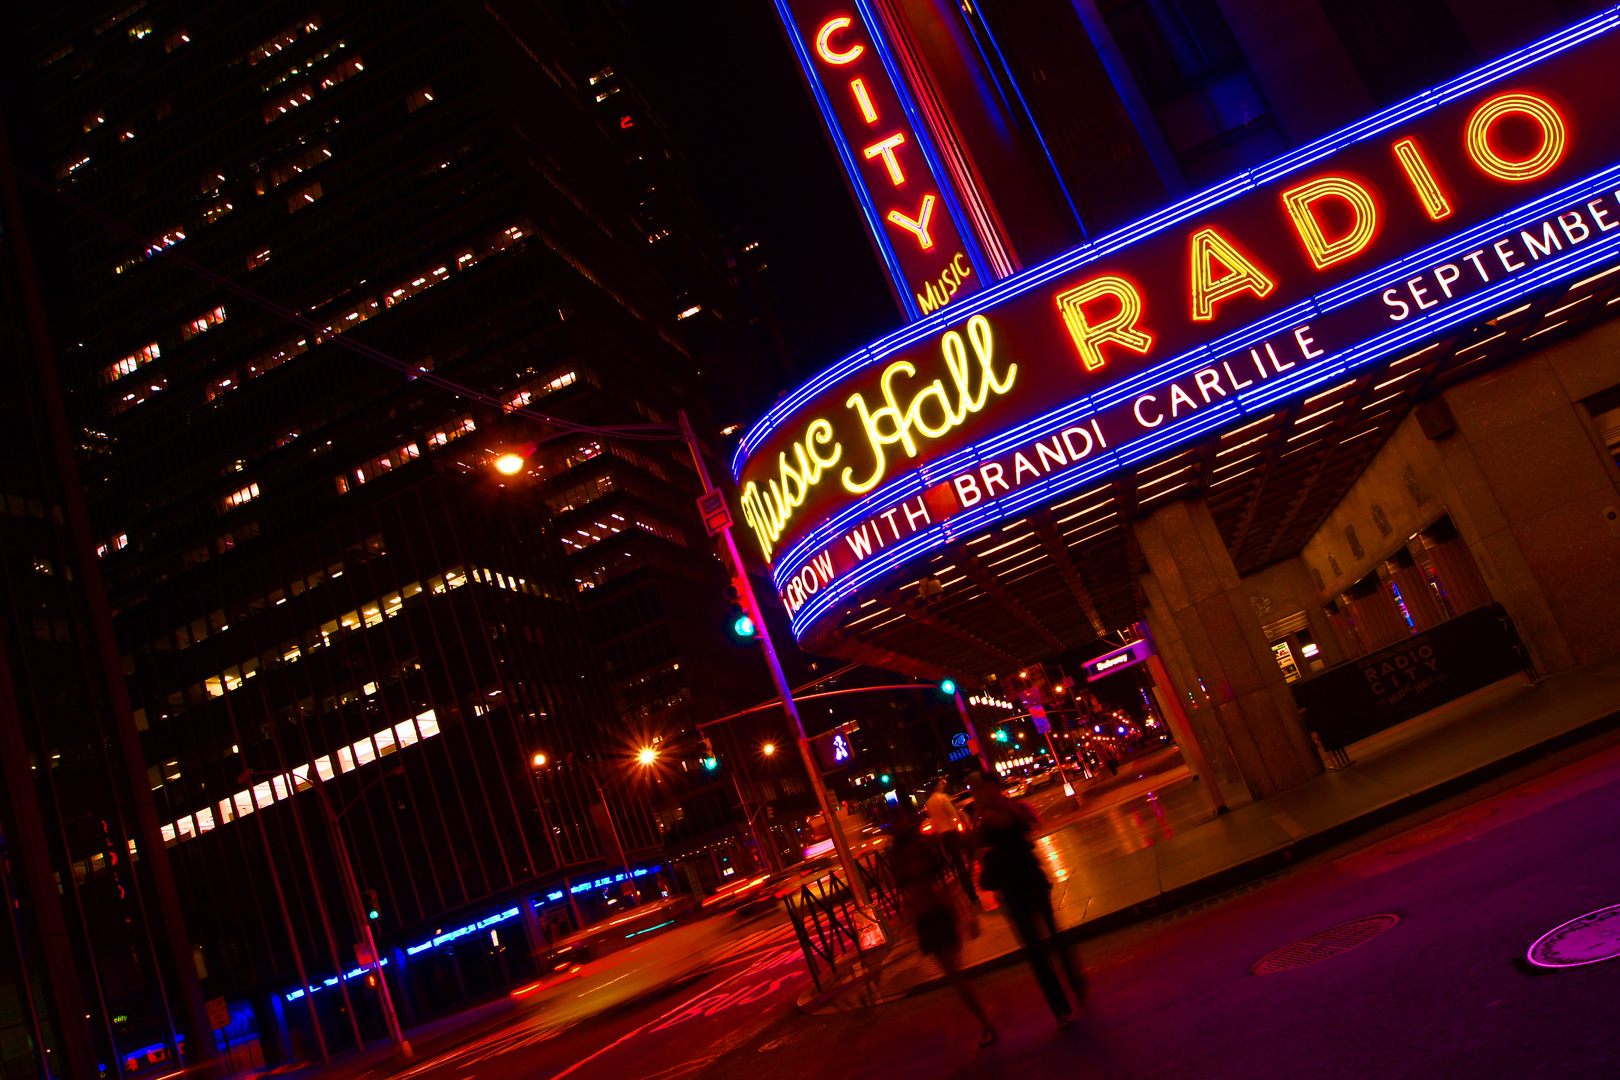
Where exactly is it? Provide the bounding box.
[969,770,1087,1027]
[891,811,997,1047]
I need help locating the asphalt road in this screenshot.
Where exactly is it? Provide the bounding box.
[374,731,1620,1080]
[377,910,810,1080]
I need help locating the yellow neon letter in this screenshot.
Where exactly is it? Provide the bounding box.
[886,194,935,250]
[1465,91,1567,183]
[1392,137,1452,221]
[1189,227,1276,322]
[851,77,878,123]
[864,133,907,185]
[1280,175,1379,270]
[815,17,863,65]
[1054,275,1153,372]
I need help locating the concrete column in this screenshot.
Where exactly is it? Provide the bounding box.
[1134,499,1322,799]
[1139,574,1244,791]
[1427,337,1620,671]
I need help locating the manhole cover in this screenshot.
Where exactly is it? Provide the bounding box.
[1251,915,1399,975]
[1527,904,1620,968]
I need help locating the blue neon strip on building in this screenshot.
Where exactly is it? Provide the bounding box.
[284,958,390,1002]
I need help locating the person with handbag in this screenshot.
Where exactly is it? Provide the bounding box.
[891,810,997,1047]
[968,769,1087,1027]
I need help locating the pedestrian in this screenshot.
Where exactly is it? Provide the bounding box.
[924,778,978,904]
[891,811,997,1047]
[968,769,1086,1027]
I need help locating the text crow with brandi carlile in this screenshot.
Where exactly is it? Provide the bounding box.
[736,17,1620,634]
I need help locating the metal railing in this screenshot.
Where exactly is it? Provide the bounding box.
[780,846,908,990]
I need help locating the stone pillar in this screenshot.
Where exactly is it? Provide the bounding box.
[1134,499,1322,799]
[1425,334,1620,672]
[1139,575,1244,791]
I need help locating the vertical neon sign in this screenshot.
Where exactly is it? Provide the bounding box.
[774,0,993,320]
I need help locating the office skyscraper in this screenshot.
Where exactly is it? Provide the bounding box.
[10,0,783,1060]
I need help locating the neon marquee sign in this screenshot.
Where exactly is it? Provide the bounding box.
[737,14,1620,645]
[773,0,993,319]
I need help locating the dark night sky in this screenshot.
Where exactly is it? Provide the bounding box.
[623,0,902,398]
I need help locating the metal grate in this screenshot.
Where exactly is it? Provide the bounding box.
[1251,915,1399,975]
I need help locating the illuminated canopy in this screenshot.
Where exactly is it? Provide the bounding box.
[735,12,1620,662]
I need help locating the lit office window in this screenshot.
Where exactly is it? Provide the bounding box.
[181,305,226,340]
[99,343,160,385]
[219,483,260,513]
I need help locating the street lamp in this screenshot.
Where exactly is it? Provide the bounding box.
[531,754,635,900]
[240,767,412,1060]
[761,742,775,757]
[636,746,658,767]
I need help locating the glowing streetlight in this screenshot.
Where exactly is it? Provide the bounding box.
[637,746,658,766]
[494,453,526,475]
[761,742,776,757]
[531,752,547,768]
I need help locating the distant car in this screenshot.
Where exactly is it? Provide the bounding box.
[535,896,695,975]
[700,871,773,912]
[1004,777,1029,798]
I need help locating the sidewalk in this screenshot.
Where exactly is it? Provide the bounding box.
[798,654,1620,1013]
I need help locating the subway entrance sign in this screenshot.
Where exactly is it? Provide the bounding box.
[734,13,1620,655]
[1084,638,1154,682]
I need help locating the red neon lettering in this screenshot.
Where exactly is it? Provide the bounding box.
[1280,175,1380,270]
[886,194,936,250]
[1391,137,1452,221]
[1465,91,1568,183]
[815,17,863,65]
[1053,275,1153,372]
[1189,227,1276,321]
[864,133,907,185]
[851,78,878,123]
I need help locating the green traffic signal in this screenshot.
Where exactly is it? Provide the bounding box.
[939,678,957,695]
[702,756,719,771]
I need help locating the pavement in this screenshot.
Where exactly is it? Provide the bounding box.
[250,656,1620,1080]
[797,655,1620,1013]
[710,720,1620,1079]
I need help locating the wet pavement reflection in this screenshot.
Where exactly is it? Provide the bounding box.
[1025,749,1215,889]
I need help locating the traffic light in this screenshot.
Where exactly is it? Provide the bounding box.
[991,728,1009,743]
[700,735,720,772]
[360,888,380,922]
[724,577,758,644]
[879,773,891,785]
[939,678,957,696]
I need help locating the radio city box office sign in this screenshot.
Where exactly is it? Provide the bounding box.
[774,0,993,319]
[737,12,1620,643]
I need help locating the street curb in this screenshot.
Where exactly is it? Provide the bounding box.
[879,704,1620,1004]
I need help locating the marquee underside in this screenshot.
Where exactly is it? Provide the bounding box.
[801,265,1620,680]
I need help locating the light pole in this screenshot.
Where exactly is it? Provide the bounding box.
[677,411,873,912]
[244,767,412,1060]
[530,753,641,900]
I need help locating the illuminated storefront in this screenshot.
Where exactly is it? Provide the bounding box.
[749,6,1620,799]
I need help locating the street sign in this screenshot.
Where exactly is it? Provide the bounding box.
[1084,637,1154,681]
[1030,705,1051,734]
[205,997,230,1031]
[696,489,732,536]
